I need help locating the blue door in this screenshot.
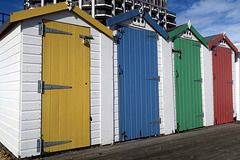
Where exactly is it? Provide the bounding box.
[118,26,160,141]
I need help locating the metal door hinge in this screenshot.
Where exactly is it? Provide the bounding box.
[38,80,72,94]
[37,139,41,152]
[195,113,204,117]
[228,110,234,114]
[121,131,126,141]
[113,35,122,43]
[227,81,233,84]
[146,76,160,82]
[79,34,94,44]
[194,79,202,83]
[213,48,217,55]
[43,140,72,148]
[37,139,72,150]
[146,34,158,39]
[226,51,232,53]
[39,22,72,36]
[148,118,161,124]
[192,44,201,47]
[117,28,124,33]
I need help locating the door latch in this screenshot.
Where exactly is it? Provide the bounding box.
[172,49,182,58]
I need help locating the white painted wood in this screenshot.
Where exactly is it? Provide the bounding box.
[158,37,164,134]
[118,16,155,32]
[22,111,41,121]
[21,129,41,140]
[0,43,21,62]
[0,62,21,76]
[0,23,21,158]
[232,51,236,117]
[113,30,119,141]
[175,29,199,42]
[101,33,114,145]
[234,43,240,121]
[0,54,21,70]
[22,102,41,111]
[0,82,20,91]
[21,120,41,131]
[202,46,214,126]
[160,37,175,134]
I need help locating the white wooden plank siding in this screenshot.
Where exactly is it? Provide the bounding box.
[90,28,101,145]
[21,19,42,158]
[232,51,236,117]
[157,36,164,134]
[235,44,240,121]
[0,23,21,157]
[113,30,119,141]
[160,38,175,134]
[202,46,214,126]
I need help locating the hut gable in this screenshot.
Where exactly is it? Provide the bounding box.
[107,8,168,40]
[168,21,208,48]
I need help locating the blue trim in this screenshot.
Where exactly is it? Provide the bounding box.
[107,8,168,40]
[107,8,141,26]
[143,13,168,40]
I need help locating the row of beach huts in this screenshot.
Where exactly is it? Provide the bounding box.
[0,2,240,158]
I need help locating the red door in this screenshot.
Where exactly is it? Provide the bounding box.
[212,46,233,125]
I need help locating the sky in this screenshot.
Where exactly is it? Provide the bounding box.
[0,0,240,43]
[167,0,240,43]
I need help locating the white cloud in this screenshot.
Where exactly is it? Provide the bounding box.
[174,0,240,43]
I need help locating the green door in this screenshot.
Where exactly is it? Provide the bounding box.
[174,38,203,131]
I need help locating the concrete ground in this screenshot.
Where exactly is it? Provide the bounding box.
[41,123,240,160]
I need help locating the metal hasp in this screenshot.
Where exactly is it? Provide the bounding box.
[213,48,217,55]
[38,80,72,93]
[79,34,94,45]
[227,81,233,84]
[146,76,160,82]
[172,49,182,58]
[228,110,234,114]
[195,113,204,117]
[39,22,72,35]
[192,44,201,47]
[194,79,202,83]
[148,118,161,124]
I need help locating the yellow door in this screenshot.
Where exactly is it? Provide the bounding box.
[42,20,90,152]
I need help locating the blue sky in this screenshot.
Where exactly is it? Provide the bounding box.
[0,0,23,14]
[167,0,240,43]
[0,0,240,43]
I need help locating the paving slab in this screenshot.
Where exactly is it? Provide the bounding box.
[39,123,240,160]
